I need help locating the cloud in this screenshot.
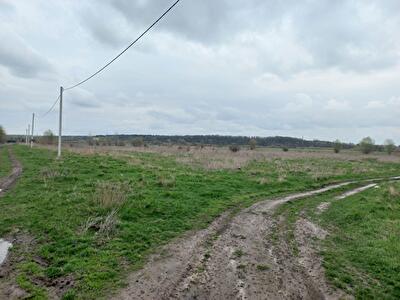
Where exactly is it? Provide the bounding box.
[1,1,400,144]
[82,0,400,75]
[324,99,351,111]
[0,27,53,78]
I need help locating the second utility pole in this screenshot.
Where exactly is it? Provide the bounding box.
[57,86,63,158]
[30,113,35,148]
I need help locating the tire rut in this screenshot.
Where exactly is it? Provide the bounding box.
[114,178,400,300]
[0,146,22,197]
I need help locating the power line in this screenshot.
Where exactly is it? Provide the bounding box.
[64,0,181,91]
[40,95,60,118]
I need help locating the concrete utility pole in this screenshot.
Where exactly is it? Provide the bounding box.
[57,86,63,158]
[27,124,30,146]
[30,113,35,148]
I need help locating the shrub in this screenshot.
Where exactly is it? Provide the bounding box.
[384,139,396,155]
[282,147,289,152]
[0,125,6,144]
[359,137,375,154]
[249,138,257,150]
[131,137,144,147]
[333,139,342,153]
[40,129,56,145]
[229,145,240,152]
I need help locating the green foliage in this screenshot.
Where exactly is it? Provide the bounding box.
[320,183,400,299]
[359,137,375,154]
[384,139,396,155]
[282,147,289,152]
[0,125,6,144]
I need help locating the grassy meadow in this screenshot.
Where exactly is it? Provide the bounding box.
[1,144,400,299]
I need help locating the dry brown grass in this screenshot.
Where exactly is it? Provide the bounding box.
[388,185,399,197]
[40,144,400,171]
[94,181,131,209]
[81,209,119,239]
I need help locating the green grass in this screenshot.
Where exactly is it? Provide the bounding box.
[0,145,12,179]
[1,145,400,299]
[319,182,400,299]
[275,181,400,299]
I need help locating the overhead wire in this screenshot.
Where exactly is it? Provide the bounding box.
[63,0,181,91]
[40,94,61,118]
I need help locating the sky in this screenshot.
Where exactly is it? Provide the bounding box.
[0,0,399,144]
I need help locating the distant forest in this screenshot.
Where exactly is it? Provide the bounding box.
[59,134,355,149]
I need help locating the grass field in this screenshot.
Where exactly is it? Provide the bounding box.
[1,144,400,299]
[0,146,12,179]
[275,180,400,299]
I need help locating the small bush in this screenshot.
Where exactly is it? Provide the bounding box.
[229,145,240,153]
[333,139,342,153]
[131,137,144,147]
[359,137,375,154]
[0,125,6,144]
[249,138,257,150]
[282,147,289,152]
[40,129,56,145]
[384,139,396,155]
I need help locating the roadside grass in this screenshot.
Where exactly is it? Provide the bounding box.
[0,145,12,179]
[1,145,400,299]
[319,182,400,299]
[274,181,400,299]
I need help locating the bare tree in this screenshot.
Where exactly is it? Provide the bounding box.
[333,139,342,153]
[249,138,257,150]
[384,139,396,155]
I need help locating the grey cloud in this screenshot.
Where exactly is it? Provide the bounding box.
[83,0,400,74]
[0,29,53,78]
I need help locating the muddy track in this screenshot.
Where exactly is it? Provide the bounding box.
[0,146,22,197]
[114,182,354,300]
[114,178,400,300]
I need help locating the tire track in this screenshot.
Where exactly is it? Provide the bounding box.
[0,146,22,197]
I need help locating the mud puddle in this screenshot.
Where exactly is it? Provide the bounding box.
[0,239,12,265]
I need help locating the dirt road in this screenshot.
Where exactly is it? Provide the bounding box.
[114,182,364,300]
[0,146,22,197]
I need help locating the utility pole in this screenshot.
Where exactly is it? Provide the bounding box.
[30,113,35,148]
[27,124,30,146]
[57,86,63,158]
[25,128,28,144]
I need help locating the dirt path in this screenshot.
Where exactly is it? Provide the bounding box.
[115,177,400,300]
[114,182,358,300]
[0,146,22,197]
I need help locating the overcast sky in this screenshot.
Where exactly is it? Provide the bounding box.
[0,0,399,143]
